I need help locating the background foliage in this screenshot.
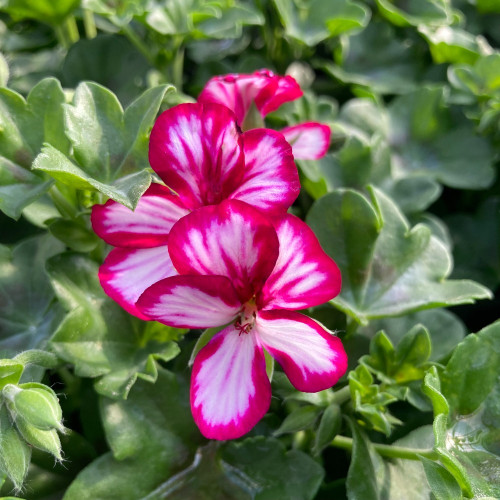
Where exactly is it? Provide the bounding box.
[0,0,499,498]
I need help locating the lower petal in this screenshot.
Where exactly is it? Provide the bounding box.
[99,246,176,320]
[255,310,347,393]
[191,325,271,440]
[281,123,331,160]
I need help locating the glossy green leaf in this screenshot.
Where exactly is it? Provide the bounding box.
[0,236,64,355]
[272,0,370,46]
[419,26,487,65]
[323,21,423,94]
[47,253,180,399]
[33,83,173,209]
[0,78,68,219]
[376,0,454,27]
[64,369,202,500]
[307,187,491,324]
[0,0,80,25]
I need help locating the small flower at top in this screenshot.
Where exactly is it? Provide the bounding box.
[137,199,347,440]
[91,102,299,318]
[198,69,331,161]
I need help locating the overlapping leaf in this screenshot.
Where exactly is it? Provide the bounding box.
[307,186,491,324]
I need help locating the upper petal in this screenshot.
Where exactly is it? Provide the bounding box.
[99,246,177,320]
[229,129,300,215]
[258,214,341,310]
[191,325,271,440]
[148,103,245,209]
[254,70,303,117]
[91,184,189,248]
[137,275,241,329]
[281,122,331,160]
[255,310,348,392]
[168,200,279,302]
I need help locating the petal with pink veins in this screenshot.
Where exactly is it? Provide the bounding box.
[137,275,241,329]
[91,184,189,248]
[99,246,177,320]
[255,73,303,117]
[281,122,331,160]
[229,129,300,215]
[168,200,279,302]
[148,103,244,209]
[256,310,348,392]
[259,215,341,310]
[191,325,271,440]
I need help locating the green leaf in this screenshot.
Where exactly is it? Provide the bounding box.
[420,456,462,500]
[376,0,454,27]
[0,78,68,219]
[422,366,449,417]
[33,83,173,209]
[0,361,23,390]
[419,26,487,65]
[0,0,80,25]
[273,405,321,436]
[272,0,370,46]
[0,236,64,355]
[47,253,180,399]
[48,217,99,253]
[63,368,202,500]
[306,187,492,325]
[322,21,423,94]
[313,404,342,456]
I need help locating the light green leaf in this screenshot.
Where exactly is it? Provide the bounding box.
[376,0,454,27]
[47,253,180,399]
[307,187,492,325]
[0,0,80,25]
[272,0,370,46]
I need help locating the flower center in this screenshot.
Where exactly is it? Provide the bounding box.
[235,298,258,335]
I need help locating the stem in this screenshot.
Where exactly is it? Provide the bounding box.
[49,185,78,219]
[121,24,155,66]
[344,317,360,340]
[14,350,59,370]
[64,15,80,44]
[330,385,351,406]
[330,435,438,461]
[83,9,97,39]
[172,37,185,90]
[55,24,70,48]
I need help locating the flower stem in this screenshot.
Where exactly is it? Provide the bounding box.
[83,9,97,39]
[55,24,70,48]
[330,435,438,461]
[14,350,59,369]
[330,385,351,406]
[121,24,155,66]
[344,317,360,340]
[64,15,80,44]
[171,37,184,91]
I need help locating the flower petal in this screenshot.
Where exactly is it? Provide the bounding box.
[99,246,176,320]
[256,310,348,392]
[281,122,331,160]
[168,200,279,302]
[148,103,245,209]
[255,71,303,117]
[91,184,189,248]
[191,325,271,440]
[229,129,300,214]
[259,215,341,310]
[137,275,241,328]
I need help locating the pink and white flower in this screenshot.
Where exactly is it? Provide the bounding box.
[198,69,331,160]
[137,200,347,440]
[91,102,299,318]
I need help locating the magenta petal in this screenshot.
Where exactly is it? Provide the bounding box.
[91,184,189,248]
[229,129,300,215]
[148,103,245,209]
[137,275,241,328]
[255,72,303,117]
[259,215,341,310]
[191,325,271,440]
[168,200,279,302]
[281,122,331,160]
[256,310,348,392]
[99,246,176,320]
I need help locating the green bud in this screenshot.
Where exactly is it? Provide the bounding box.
[0,406,31,491]
[0,361,23,390]
[3,383,64,432]
[15,418,62,461]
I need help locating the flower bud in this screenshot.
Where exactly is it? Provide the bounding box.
[3,383,64,432]
[15,418,62,461]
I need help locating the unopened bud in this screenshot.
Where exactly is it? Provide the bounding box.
[15,418,62,461]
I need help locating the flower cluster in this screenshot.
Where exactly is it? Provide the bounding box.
[91,70,347,439]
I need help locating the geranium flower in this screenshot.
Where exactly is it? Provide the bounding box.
[91,102,299,318]
[198,69,331,160]
[137,200,347,440]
